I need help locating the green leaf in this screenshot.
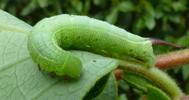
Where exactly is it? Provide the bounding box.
[106,8,118,24]
[133,18,145,34]
[70,0,83,13]
[142,1,156,30]
[21,0,38,16]
[37,0,50,8]
[93,0,107,6]
[118,94,128,100]
[143,1,155,18]
[0,10,32,33]
[177,32,189,47]
[172,1,186,12]
[93,73,117,100]
[184,79,189,94]
[0,0,9,9]
[168,15,181,24]
[147,85,171,100]
[182,64,189,80]
[124,72,171,100]
[123,72,152,92]
[0,10,119,100]
[117,1,134,12]
[155,9,163,19]
[144,15,155,30]
[123,71,171,100]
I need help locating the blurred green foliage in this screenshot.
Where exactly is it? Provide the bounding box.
[1,0,189,99]
[1,0,189,53]
[1,0,189,37]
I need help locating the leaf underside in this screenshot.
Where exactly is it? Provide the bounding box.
[0,10,118,100]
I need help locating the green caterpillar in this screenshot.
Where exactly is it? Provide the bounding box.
[28,14,155,78]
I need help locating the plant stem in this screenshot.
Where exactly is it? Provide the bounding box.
[156,49,189,69]
[114,49,189,99]
[118,62,183,100]
[150,38,182,48]
[114,49,189,80]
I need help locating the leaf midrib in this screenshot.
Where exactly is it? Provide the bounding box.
[0,24,30,34]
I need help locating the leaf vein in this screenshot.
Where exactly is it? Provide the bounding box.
[0,56,30,72]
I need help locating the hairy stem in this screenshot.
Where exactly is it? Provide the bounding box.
[156,49,189,69]
[118,61,183,100]
[114,48,189,99]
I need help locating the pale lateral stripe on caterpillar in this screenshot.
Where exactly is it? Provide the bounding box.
[28,14,155,78]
